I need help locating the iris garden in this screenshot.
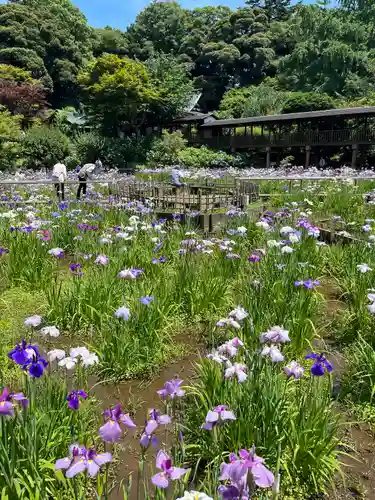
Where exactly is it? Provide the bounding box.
[1,176,375,499]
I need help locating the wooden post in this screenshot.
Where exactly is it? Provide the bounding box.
[266,147,271,168]
[305,145,311,169]
[351,144,358,168]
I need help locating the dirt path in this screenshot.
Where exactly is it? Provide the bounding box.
[91,342,202,499]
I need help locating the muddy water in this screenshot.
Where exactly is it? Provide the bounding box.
[91,348,201,500]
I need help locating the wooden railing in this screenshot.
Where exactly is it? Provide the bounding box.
[189,128,375,149]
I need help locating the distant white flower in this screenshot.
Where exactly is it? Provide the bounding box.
[40,326,60,338]
[368,303,375,314]
[177,492,213,500]
[114,306,131,320]
[316,241,327,247]
[216,318,241,330]
[260,326,290,344]
[70,346,90,359]
[261,345,284,363]
[228,306,248,322]
[267,239,282,248]
[116,232,130,239]
[94,254,109,265]
[81,353,99,367]
[99,237,112,244]
[224,361,248,383]
[280,226,294,235]
[47,349,65,362]
[283,361,304,379]
[58,356,77,370]
[289,233,300,244]
[24,315,42,327]
[218,338,244,357]
[206,350,227,363]
[48,247,64,257]
[370,235,375,241]
[236,226,247,235]
[256,221,270,231]
[357,264,372,273]
[281,245,294,254]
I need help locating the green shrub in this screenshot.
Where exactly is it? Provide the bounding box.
[281,92,335,114]
[146,130,186,166]
[20,125,71,169]
[0,108,23,170]
[73,132,153,169]
[178,146,234,168]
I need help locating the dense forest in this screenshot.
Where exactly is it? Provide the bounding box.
[0,0,374,169]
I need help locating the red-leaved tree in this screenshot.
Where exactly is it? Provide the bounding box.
[0,81,48,117]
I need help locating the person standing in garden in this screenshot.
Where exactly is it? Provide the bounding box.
[52,160,67,201]
[171,168,185,188]
[76,160,102,199]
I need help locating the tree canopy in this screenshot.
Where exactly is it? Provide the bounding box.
[0,0,374,140]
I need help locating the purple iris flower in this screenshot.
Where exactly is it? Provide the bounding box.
[157,379,185,400]
[140,409,171,447]
[201,405,236,431]
[27,357,48,378]
[0,248,9,256]
[0,387,28,416]
[99,404,136,443]
[294,279,320,289]
[140,295,154,306]
[283,361,304,379]
[303,279,321,289]
[48,248,64,258]
[94,254,109,265]
[219,446,274,498]
[69,263,84,276]
[248,254,261,263]
[55,445,112,478]
[305,352,333,376]
[152,256,168,264]
[67,390,88,410]
[8,340,39,366]
[151,450,189,488]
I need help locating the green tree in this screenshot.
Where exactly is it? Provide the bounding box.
[78,54,160,136]
[242,82,287,116]
[0,48,52,90]
[0,0,94,106]
[230,7,275,87]
[277,5,375,97]
[246,0,292,20]
[93,27,128,57]
[20,125,71,169]
[218,87,256,118]
[0,64,35,83]
[127,2,188,59]
[281,91,335,114]
[146,53,195,122]
[0,107,23,170]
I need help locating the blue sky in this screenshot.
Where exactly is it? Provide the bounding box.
[0,0,315,29]
[73,0,246,29]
